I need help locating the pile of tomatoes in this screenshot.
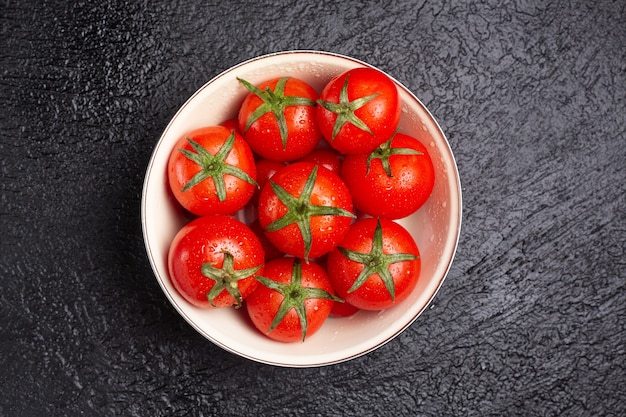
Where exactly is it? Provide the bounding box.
[166,67,435,343]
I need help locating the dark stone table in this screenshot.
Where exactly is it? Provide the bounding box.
[2,1,624,415]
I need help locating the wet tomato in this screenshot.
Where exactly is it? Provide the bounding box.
[327,217,420,310]
[316,67,401,155]
[168,215,264,309]
[238,77,321,161]
[257,162,355,260]
[341,133,435,219]
[167,126,257,216]
[246,257,341,342]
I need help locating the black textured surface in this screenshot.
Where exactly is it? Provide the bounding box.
[2,0,625,416]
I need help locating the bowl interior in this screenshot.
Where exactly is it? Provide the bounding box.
[142,51,461,367]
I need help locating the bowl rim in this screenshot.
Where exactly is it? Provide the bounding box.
[141,50,463,367]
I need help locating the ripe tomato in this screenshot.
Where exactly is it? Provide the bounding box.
[246,257,341,342]
[296,148,343,174]
[341,133,435,219]
[238,77,321,161]
[326,217,420,310]
[257,162,355,260]
[168,215,264,309]
[167,126,257,217]
[316,67,401,155]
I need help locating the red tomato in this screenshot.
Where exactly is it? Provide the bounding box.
[246,257,341,342]
[316,67,401,155]
[257,162,355,260]
[168,215,265,309]
[296,148,343,174]
[326,218,420,310]
[341,133,435,219]
[167,126,257,217]
[238,77,321,161]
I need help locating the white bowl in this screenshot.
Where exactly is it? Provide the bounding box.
[141,51,462,367]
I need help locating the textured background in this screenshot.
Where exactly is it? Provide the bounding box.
[1,0,625,416]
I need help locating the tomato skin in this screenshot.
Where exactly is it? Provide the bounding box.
[316,67,401,155]
[238,77,321,161]
[296,148,343,174]
[167,215,264,309]
[246,257,336,342]
[219,118,242,135]
[341,133,435,219]
[249,219,284,261]
[330,300,360,317]
[326,218,420,311]
[255,159,286,188]
[250,159,286,206]
[167,126,257,217]
[257,162,354,259]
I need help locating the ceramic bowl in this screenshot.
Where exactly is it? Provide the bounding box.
[141,51,462,367]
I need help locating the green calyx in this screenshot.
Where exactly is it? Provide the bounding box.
[255,258,343,342]
[366,134,423,176]
[238,77,317,149]
[316,74,379,141]
[338,219,418,301]
[178,132,257,201]
[201,251,263,308]
[264,165,355,261]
